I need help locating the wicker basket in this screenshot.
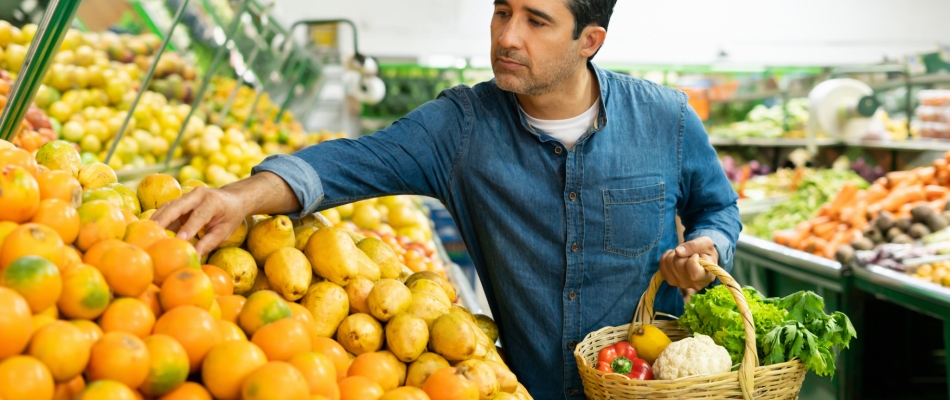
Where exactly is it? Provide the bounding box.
[573,258,806,399]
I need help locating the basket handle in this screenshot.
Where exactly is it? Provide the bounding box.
[628,254,759,400]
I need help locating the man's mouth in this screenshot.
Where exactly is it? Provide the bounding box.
[495,56,526,70]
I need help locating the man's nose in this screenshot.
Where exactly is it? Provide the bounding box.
[497,19,524,50]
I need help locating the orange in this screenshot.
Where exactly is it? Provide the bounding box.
[238,290,292,337]
[76,200,127,252]
[0,147,39,176]
[99,244,154,297]
[0,287,33,358]
[157,382,212,400]
[70,319,103,346]
[422,367,478,400]
[311,337,351,381]
[153,306,222,373]
[139,334,190,397]
[0,221,18,248]
[137,283,163,317]
[121,209,138,225]
[287,301,319,336]
[57,264,111,320]
[27,320,92,382]
[201,340,267,400]
[60,246,82,273]
[32,310,58,331]
[0,223,64,269]
[36,169,81,207]
[251,318,312,361]
[217,320,248,342]
[147,238,200,285]
[76,379,138,400]
[209,297,222,319]
[30,199,80,244]
[241,361,310,400]
[201,264,233,296]
[160,268,215,311]
[81,238,124,267]
[338,376,383,400]
[0,356,55,400]
[86,331,151,388]
[99,298,156,338]
[217,294,246,323]
[0,166,40,223]
[288,352,338,398]
[1,254,62,312]
[123,219,167,250]
[347,352,400,391]
[53,375,85,400]
[376,351,407,387]
[380,387,429,400]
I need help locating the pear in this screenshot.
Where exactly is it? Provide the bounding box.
[384,312,429,362]
[300,282,349,337]
[356,250,381,282]
[475,314,500,343]
[336,313,384,355]
[406,352,449,388]
[293,225,317,251]
[247,215,295,265]
[514,384,533,400]
[398,264,413,283]
[367,279,412,322]
[208,247,257,295]
[408,279,450,308]
[247,268,273,295]
[429,313,477,361]
[450,305,476,325]
[484,360,518,394]
[201,216,247,249]
[407,290,449,329]
[344,276,375,314]
[264,247,312,301]
[405,271,457,303]
[456,360,500,400]
[304,227,360,286]
[293,212,331,229]
[356,237,402,280]
[491,394,519,400]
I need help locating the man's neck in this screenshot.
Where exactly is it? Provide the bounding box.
[516,65,600,121]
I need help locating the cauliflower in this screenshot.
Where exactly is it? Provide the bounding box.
[652,334,732,380]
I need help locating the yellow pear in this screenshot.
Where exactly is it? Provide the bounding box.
[367,279,412,322]
[136,173,182,210]
[385,312,429,363]
[201,216,247,249]
[246,268,273,295]
[293,225,317,251]
[406,353,449,388]
[405,271,457,303]
[456,360,500,400]
[336,313,384,355]
[356,237,402,280]
[77,162,117,190]
[407,290,449,329]
[356,250,381,282]
[303,226,359,286]
[484,361,518,393]
[344,276,375,314]
[475,314,500,343]
[300,281,349,337]
[408,279,451,308]
[208,247,258,295]
[247,215,295,265]
[429,313,476,361]
[264,247,312,301]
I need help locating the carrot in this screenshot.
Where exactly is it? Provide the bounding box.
[866,184,890,204]
[874,177,889,187]
[933,158,948,171]
[930,199,948,212]
[803,237,829,255]
[839,206,855,224]
[879,185,926,212]
[812,221,839,240]
[788,229,810,250]
[887,171,916,187]
[773,231,794,247]
[926,185,950,201]
[866,203,883,218]
[828,182,859,218]
[809,216,832,226]
[918,167,937,184]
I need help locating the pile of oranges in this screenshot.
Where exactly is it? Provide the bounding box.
[0,138,533,400]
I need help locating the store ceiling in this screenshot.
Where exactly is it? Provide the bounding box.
[273,0,950,67]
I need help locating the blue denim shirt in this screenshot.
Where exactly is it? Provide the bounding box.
[252,63,740,399]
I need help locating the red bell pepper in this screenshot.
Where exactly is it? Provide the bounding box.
[596,342,640,377]
[628,358,654,380]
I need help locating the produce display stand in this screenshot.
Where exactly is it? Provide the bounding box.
[731,234,856,400]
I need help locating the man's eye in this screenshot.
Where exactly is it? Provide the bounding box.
[495,11,509,17]
[529,19,545,27]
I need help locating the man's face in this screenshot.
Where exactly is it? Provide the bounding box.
[491,0,582,96]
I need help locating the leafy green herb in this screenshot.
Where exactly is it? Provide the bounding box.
[681,287,856,377]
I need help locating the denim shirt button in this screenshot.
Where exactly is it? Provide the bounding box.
[567,341,576,350]
[567,388,578,396]
[555,146,563,154]
[571,243,578,252]
[568,291,577,300]
[569,192,576,201]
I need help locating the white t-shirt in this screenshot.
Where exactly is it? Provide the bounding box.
[520,98,600,150]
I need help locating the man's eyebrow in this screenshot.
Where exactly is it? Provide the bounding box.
[492,0,556,24]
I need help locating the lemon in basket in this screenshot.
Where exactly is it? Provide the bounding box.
[629,325,672,365]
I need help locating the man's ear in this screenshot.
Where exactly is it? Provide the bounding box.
[579,26,607,58]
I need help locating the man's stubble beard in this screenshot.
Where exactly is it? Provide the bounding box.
[493,41,580,96]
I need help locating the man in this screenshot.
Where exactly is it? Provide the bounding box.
[153,0,741,397]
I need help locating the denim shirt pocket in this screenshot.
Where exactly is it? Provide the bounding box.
[603,183,665,258]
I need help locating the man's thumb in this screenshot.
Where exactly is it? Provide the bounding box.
[675,241,696,257]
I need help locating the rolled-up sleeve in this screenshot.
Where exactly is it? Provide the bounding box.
[252,86,473,218]
[676,92,741,270]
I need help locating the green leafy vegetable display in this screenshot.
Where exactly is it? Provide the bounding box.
[680,286,856,377]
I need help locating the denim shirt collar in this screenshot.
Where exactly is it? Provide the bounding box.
[507,61,610,145]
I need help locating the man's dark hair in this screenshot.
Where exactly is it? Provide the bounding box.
[566,0,616,58]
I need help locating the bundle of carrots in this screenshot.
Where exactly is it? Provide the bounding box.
[774,153,950,259]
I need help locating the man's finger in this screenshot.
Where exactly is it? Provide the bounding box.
[194,223,231,257]
[660,250,679,286]
[151,191,204,228]
[176,205,215,241]
[685,254,707,282]
[675,236,714,258]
